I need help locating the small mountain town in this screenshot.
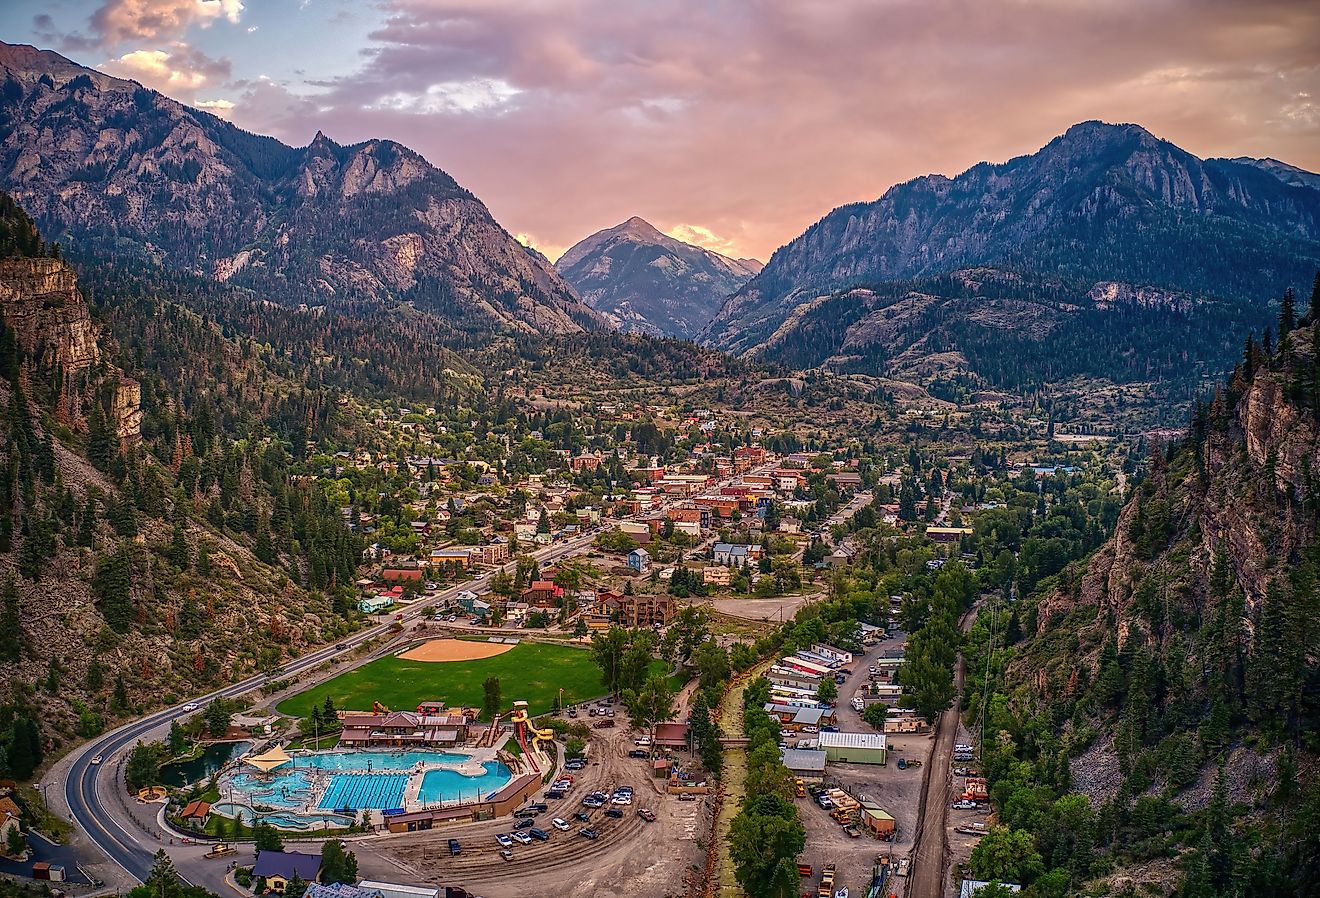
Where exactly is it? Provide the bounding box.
[0,4,1318,898]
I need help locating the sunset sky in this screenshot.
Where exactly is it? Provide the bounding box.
[3,0,1319,262]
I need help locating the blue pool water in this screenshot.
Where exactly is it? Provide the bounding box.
[319,774,408,811]
[289,750,471,772]
[417,762,513,804]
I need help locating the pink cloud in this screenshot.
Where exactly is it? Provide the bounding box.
[90,0,244,45]
[220,0,1320,261]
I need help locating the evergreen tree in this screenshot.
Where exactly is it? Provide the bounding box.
[93,544,134,633]
[0,576,21,661]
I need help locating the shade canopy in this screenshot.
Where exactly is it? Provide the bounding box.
[244,746,292,772]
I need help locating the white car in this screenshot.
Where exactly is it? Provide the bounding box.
[511,831,532,845]
[552,818,570,831]
[180,703,198,712]
[495,833,513,848]
[90,755,103,765]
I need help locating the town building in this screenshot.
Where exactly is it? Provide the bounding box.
[780,748,827,781]
[818,730,887,765]
[338,710,469,747]
[252,850,322,893]
[627,548,651,573]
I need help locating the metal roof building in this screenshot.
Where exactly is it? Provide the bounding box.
[818,730,887,765]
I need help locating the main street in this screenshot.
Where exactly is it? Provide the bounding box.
[48,464,774,891]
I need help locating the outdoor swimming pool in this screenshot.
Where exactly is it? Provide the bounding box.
[288,750,471,772]
[417,762,513,804]
[216,749,514,826]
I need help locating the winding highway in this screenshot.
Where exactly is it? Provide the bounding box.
[57,467,774,887]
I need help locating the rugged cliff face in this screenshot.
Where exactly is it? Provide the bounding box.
[0,257,100,371]
[0,41,600,335]
[0,255,140,437]
[1034,343,1318,654]
[702,121,1320,358]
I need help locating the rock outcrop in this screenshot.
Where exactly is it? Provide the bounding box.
[0,254,140,439]
[0,257,99,371]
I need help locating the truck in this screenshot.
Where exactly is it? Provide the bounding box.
[817,863,836,897]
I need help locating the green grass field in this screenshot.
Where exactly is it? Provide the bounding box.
[277,642,611,720]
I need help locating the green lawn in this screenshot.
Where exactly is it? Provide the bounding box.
[277,642,609,720]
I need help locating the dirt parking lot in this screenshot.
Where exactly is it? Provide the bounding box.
[793,635,934,898]
[355,711,710,898]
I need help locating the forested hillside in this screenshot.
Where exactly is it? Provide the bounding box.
[745,268,1274,416]
[959,277,1320,896]
[0,196,363,782]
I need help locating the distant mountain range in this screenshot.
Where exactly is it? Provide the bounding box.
[556,217,761,338]
[701,121,1320,369]
[0,42,600,335]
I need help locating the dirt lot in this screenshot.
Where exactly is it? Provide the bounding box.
[945,720,991,886]
[793,634,934,898]
[355,708,710,898]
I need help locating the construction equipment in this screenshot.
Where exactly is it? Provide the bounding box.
[371,701,389,714]
[817,863,836,898]
[795,778,806,797]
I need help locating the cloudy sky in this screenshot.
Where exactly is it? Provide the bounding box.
[4,0,1319,261]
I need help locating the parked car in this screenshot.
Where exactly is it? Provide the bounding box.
[637,808,657,822]
[604,808,624,819]
[529,802,548,812]
[565,759,586,770]
[499,849,513,862]
[529,828,550,842]
[495,833,513,848]
[448,839,462,856]
[567,708,578,718]
[594,720,615,729]
[634,736,652,746]
[546,789,565,800]
[578,828,599,840]
[952,800,979,810]
[511,831,532,845]
[817,796,835,810]
[677,792,697,802]
[552,818,570,831]
[573,812,590,822]
[514,818,535,829]
[628,749,649,759]
[513,808,539,818]
[589,708,598,717]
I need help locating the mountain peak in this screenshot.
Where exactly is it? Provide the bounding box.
[0,42,600,336]
[557,217,760,338]
[702,120,1320,356]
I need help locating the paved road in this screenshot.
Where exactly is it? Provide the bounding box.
[55,466,773,887]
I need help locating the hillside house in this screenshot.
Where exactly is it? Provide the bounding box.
[627,548,651,573]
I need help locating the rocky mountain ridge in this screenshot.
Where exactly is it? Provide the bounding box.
[702,121,1320,358]
[556,216,761,337]
[0,41,600,335]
